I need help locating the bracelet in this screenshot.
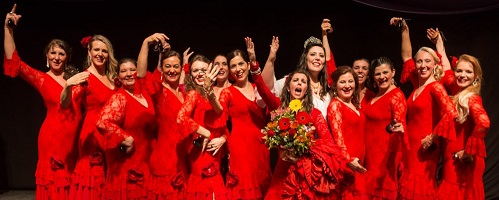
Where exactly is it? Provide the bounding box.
[250,61,261,75]
[204,87,215,99]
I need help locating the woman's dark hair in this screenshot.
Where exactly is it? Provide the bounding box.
[160,50,182,67]
[280,69,314,113]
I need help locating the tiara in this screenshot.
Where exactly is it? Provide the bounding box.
[303,36,322,48]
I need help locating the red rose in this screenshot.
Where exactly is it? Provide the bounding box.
[49,156,64,170]
[89,152,103,166]
[288,129,297,137]
[171,171,185,188]
[80,36,91,49]
[202,162,219,177]
[296,111,311,125]
[279,117,291,130]
[451,56,459,69]
[267,129,276,137]
[226,171,239,187]
[127,168,144,183]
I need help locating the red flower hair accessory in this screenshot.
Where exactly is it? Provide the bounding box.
[450,56,459,69]
[80,36,91,49]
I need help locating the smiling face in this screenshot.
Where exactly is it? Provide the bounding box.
[161,56,182,85]
[229,55,249,82]
[373,64,395,90]
[288,73,309,100]
[46,45,68,73]
[118,61,137,89]
[89,40,109,69]
[190,60,209,86]
[335,72,356,101]
[305,46,326,74]
[352,59,369,86]
[454,60,475,89]
[213,55,229,82]
[414,49,438,81]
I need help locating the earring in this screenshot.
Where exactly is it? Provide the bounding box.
[46,59,50,68]
[391,78,395,85]
[472,79,478,86]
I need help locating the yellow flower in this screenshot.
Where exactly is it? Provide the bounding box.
[289,99,302,112]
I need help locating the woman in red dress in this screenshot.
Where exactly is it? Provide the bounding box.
[362,57,407,200]
[95,58,157,199]
[427,29,490,200]
[3,5,82,199]
[327,66,368,200]
[177,54,229,200]
[391,17,457,199]
[218,40,272,199]
[135,33,191,200]
[61,34,119,200]
[237,38,347,199]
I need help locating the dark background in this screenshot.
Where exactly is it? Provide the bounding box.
[0,0,498,199]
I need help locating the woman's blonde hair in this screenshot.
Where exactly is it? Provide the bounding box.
[453,54,483,123]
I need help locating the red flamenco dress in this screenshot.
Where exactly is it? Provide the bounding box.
[4,50,81,199]
[327,98,368,200]
[177,89,229,200]
[436,70,490,200]
[95,77,157,199]
[218,84,272,199]
[146,70,190,200]
[361,88,408,200]
[69,70,117,200]
[398,59,457,199]
[250,73,352,200]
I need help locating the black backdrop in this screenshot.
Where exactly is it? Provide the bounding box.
[0,0,497,199]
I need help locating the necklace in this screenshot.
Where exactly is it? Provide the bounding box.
[311,82,321,95]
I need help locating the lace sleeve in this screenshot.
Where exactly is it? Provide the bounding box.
[3,50,21,77]
[400,59,418,89]
[326,51,336,87]
[4,50,47,92]
[390,90,409,151]
[253,73,280,110]
[326,100,350,160]
[96,92,129,150]
[139,70,160,96]
[177,90,201,138]
[431,82,457,140]
[465,95,490,157]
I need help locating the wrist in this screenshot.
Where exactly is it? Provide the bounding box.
[250,61,261,75]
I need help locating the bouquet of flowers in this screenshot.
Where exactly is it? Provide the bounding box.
[261,99,316,161]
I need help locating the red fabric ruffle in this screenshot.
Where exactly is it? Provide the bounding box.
[3,50,21,77]
[465,135,487,158]
[398,170,437,200]
[147,174,186,200]
[400,59,418,89]
[282,139,354,200]
[433,113,457,141]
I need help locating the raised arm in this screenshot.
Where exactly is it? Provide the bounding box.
[261,36,279,90]
[137,33,169,78]
[180,47,193,84]
[390,17,412,62]
[4,4,20,59]
[427,28,451,72]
